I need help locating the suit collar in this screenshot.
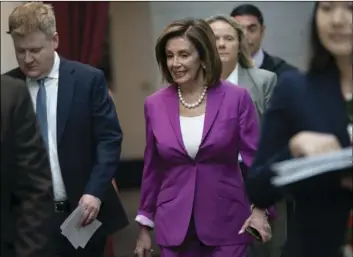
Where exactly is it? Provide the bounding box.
[26,51,60,84]
[238,65,254,86]
[5,54,68,82]
[165,82,224,157]
[252,48,265,68]
[47,51,60,79]
[225,63,239,84]
[56,57,77,145]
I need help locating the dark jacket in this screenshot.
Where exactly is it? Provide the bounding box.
[1,75,54,257]
[246,69,352,257]
[260,51,297,77]
[5,58,129,239]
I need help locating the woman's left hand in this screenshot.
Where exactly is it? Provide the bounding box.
[239,207,272,242]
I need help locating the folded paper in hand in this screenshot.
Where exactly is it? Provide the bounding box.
[60,205,102,249]
[271,147,353,187]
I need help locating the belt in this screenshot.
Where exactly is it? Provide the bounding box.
[54,200,70,213]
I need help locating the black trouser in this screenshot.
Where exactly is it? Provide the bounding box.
[51,201,106,257]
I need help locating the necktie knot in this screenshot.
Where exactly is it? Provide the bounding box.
[38,78,46,87]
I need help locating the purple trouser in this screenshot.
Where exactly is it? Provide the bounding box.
[159,216,248,257]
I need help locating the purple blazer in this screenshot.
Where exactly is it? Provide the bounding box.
[137,80,261,247]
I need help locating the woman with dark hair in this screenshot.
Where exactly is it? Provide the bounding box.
[133,18,270,257]
[245,2,352,257]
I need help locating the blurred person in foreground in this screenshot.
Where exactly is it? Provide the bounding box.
[5,2,128,256]
[246,2,352,257]
[1,75,54,257]
[207,14,277,257]
[230,5,298,257]
[133,18,271,257]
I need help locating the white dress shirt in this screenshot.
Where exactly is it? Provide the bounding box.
[27,51,67,201]
[226,62,239,85]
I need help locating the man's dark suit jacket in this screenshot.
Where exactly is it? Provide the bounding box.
[5,58,129,239]
[260,51,297,78]
[246,68,352,257]
[1,75,54,257]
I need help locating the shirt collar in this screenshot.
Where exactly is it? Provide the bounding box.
[252,48,265,68]
[26,51,60,83]
[226,63,239,84]
[47,51,60,79]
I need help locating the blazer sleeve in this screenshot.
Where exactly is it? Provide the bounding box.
[135,99,162,228]
[84,70,123,201]
[246,73,295,209]
[12,80,54,257]
[238,89,260,170]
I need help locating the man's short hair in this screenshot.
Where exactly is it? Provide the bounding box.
[230,4,264,25]
[8,2,56,37]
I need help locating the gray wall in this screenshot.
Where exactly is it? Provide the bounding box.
[150,1,316,70]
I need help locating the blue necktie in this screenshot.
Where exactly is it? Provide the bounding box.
[36,79,48,149]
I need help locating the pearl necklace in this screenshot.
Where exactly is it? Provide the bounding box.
[178,86,207,109]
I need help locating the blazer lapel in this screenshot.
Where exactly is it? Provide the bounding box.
[165,83,225,154]
[165,86,187,154]
[238,66,254,87]
[201,84,224,145]
[56,59,77,145]
[238,67,262,105]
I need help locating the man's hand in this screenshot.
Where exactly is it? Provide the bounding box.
[79,194,101,226]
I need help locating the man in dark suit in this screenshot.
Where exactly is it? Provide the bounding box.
[6,2,128,257]
[1,75,54,257]
[230,4,297,77]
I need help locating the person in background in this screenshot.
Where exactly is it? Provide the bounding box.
[208,15,277,123]
[230,4,297,77]
[1,75,54,257]
[207,14,277,257]
[246,2,352,257]
[5,2,128,257]
[134,18,271,257]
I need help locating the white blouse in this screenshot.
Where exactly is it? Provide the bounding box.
[180,114,205,159]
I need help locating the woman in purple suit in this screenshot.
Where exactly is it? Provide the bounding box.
[134,18,271,257]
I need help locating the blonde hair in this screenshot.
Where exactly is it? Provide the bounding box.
[207,15,255,69]
[155,18,222,87]
[8,2,56,37]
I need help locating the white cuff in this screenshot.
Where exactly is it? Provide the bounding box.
[135,214,155,228]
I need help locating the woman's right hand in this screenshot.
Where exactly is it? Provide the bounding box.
[289,131,341,157]
[134,226,152,257]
